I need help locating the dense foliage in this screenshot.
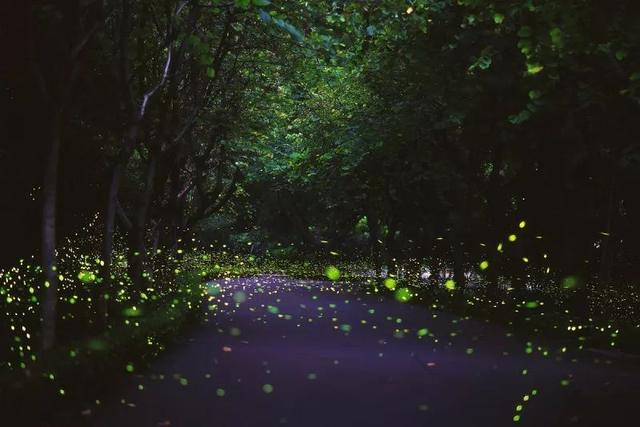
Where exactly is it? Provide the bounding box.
[240,0,640,289]
[2,1,640,410]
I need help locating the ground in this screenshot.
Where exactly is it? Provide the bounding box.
[78,276,640,427]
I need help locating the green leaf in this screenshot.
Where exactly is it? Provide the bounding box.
[252,0,271,5]
[527,63,544,75]
[615,50,627,61]
[518,39,533,56]
[206,67,216,79]
[284,22,305,42]
[469,55,492,71]
[235,0,250,8]
[518,26,532,38]
[258,9,271,22]
[509,110,531,125]
[355,216,369,234]
[549,28,564,48]
[493,13,504,24]
[272,18,304,42]
[187,35,201,47]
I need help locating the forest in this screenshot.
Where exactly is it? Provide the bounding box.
[1,0,640,426]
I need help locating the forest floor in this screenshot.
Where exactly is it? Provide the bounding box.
[50,275,640,427]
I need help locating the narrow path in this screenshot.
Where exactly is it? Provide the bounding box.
[91,276,639,427]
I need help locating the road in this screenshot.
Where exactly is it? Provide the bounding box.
[89,276,640,427]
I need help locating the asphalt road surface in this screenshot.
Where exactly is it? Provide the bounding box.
[89,276,640,427]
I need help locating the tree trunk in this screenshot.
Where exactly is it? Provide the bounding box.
[453,241,467,289]
[167,164,185,247]
[384,220,397,277]
[367,207,382,279]
[129,150,158,289]
[98,160,128,326]
[429,256,440,288]
[599,166,616,285]
[101,116,139,289]
[451,214,467,289]
[151,220,162,255]
[102,163,122,285]
[41,116,61,351]
[485,140,504,290]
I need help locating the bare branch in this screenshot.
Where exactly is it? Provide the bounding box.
[204,165,242,217]
[139,48,173,118]
[71,22,102,60]
[178,179,195,199]
[137,0,188,120]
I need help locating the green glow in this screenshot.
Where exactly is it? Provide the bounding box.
[77,270,96,283]
[562,276,578,289]
[233,291,247,303]
[207,283,221,295]
[394,287,412,302]
[325,266,341,281]
[384,278,397,290]
[88,339,107,351]
[123,306,143,317]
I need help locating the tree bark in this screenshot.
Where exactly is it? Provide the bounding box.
[367,206,382,279]
[129,148,159,289]
[451,213,467,289]
[102,0,182,287]
[599,164,616,285]
[101,123,137,289]
[41,114,61,351]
